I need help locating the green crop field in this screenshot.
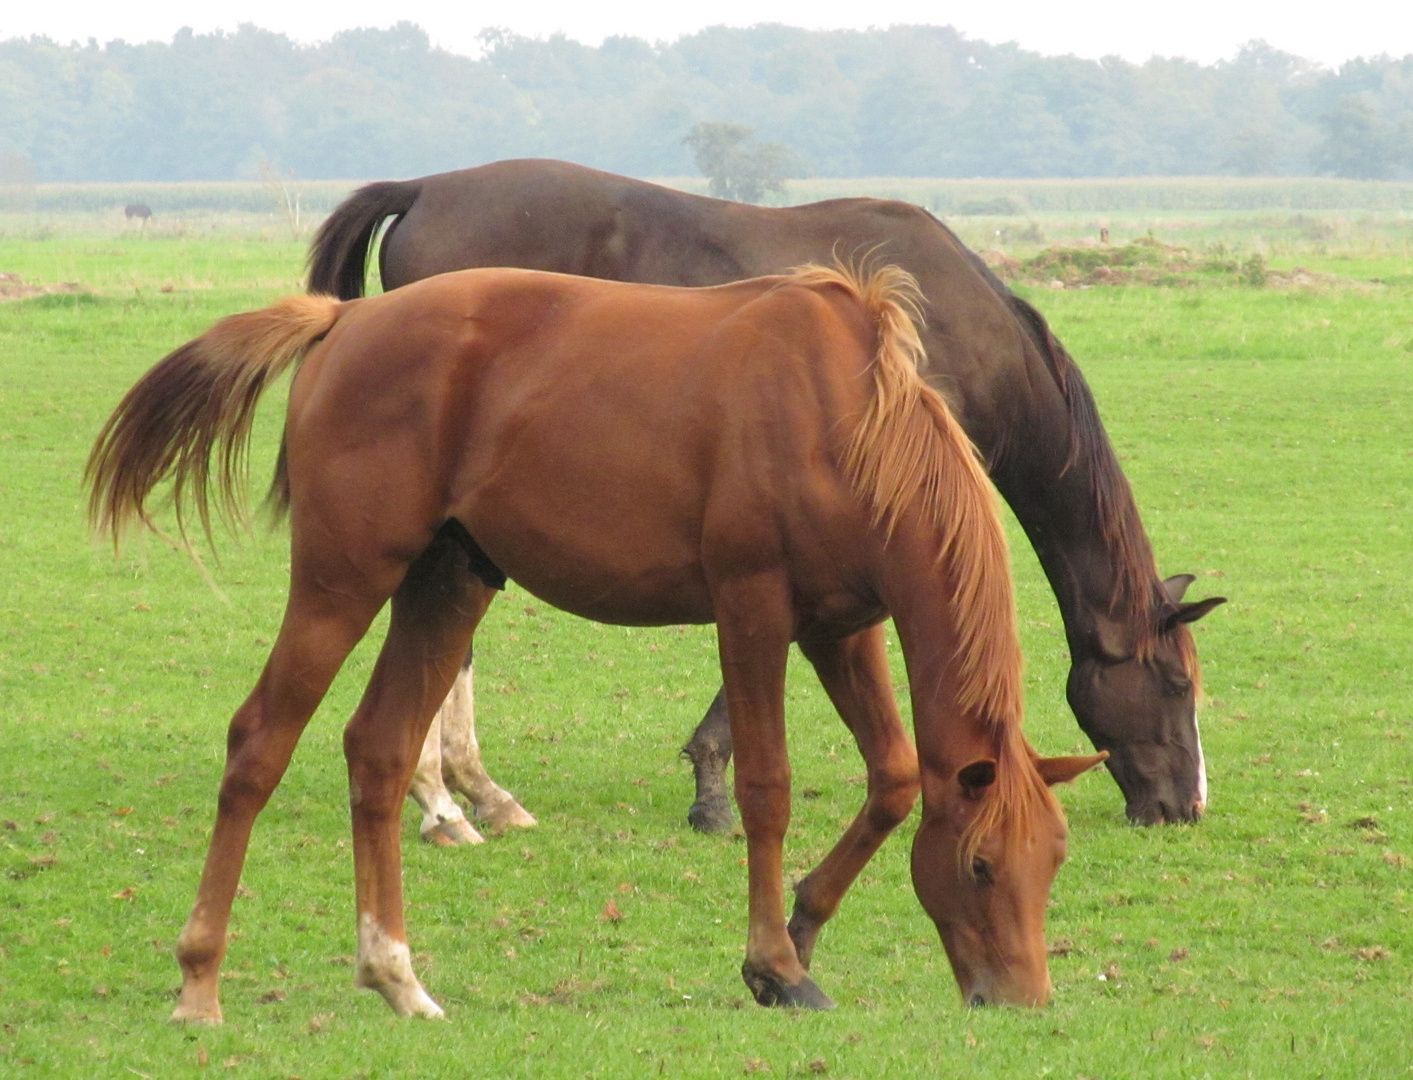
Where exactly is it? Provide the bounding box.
[0,219,1410,1078]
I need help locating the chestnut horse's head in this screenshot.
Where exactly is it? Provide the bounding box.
[1067,574,1226,825]
[910,747,1105,1007]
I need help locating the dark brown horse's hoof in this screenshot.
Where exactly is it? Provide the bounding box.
[687,796,734,834]
[741,962,835,1010]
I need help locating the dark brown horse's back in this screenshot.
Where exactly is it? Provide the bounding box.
[305,158,1222,825]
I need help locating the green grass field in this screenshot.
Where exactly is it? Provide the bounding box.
[0,225,1410,1078]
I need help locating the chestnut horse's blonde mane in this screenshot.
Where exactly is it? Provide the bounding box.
[788,262,1057,858]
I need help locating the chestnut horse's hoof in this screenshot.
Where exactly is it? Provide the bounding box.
[170,998,223,1025]
[687,795,734,834]
[741,962,836,1010]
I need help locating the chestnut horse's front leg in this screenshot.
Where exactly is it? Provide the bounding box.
[788,624,919,969]
[714,573,834,1010]
[343,535,495,1017]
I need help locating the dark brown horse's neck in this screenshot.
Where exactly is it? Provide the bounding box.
[983,398,1159,660]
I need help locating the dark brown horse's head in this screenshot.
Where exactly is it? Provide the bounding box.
[910,747,1105,1007]
[1067,574,1225,825]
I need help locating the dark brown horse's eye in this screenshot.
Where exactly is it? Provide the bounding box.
[971,857,994,885]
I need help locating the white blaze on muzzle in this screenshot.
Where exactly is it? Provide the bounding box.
[1194,710,1209,810]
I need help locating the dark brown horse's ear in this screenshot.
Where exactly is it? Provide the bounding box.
[1162,574,1197,603]
[1163,596,1226,631]
[1035,752,1108,787]
[957,759,997,798]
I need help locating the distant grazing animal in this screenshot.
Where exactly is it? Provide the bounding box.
[86,262,1105,1020]
[309,160,1224,832]
[124,203,152,222]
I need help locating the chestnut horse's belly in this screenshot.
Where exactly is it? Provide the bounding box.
[451,437,717,627]
[452,448,883,634]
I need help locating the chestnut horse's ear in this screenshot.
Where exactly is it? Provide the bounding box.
[1161,574,1197,603]
[1035,751,1109,787]
[957,759,997,798]
[1162,596,1227,631]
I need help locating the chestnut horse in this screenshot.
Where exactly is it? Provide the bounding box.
[309,159,1224,831]
[87,264,1103,1019]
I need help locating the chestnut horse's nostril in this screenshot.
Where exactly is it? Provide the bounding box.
[967,993,988,1008]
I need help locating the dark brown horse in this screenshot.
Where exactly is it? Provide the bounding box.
[309,160,1224,828]
[87,264,1104,1019]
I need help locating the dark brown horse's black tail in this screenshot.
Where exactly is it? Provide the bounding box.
[307,179,422,299]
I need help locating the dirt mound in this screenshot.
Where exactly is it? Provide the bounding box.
[982,237,1307,289]
[0,272,87,301]
[978,250,1022,277]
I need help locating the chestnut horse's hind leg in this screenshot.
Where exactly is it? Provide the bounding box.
[683,689,735,833]
[344,534,493,1017]
[715,574,833,1011]
[434,651,537,833]
[172,578,388,1024]
[787,625,919,969]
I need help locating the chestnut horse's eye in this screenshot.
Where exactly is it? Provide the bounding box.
[971,857,994,885]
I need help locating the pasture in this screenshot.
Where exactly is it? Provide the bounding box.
[1,221,1410,1077]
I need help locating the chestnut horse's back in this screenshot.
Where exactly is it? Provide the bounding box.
[274,265,925,628]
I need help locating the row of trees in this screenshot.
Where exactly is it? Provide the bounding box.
[2,23,1411,184]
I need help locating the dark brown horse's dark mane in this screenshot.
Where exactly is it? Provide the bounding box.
[1005,295,1167,645]
[930,222,1172,661]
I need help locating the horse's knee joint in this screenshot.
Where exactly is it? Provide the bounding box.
[216,771,275,816]
[734,780,790,824]
[868,776,920,830]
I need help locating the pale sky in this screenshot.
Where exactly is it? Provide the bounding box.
[2,0,1408,69]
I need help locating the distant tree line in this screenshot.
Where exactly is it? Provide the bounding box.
[1,22,1411,184]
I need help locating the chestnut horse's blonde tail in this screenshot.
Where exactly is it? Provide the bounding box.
[86,294,342,549]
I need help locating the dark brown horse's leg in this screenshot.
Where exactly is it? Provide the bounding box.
[683,688,734,833]
[787,625,919,969]
[435,650,538,833]
[715,575,833,1011]
[172,579,387,1024]
[409,700,486,847]
[344,536,493,1017]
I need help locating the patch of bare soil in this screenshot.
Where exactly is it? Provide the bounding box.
[0,272,86,300]
[979,238,1353,291]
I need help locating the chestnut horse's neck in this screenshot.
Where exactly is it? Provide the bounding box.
[880,516,1053,858]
